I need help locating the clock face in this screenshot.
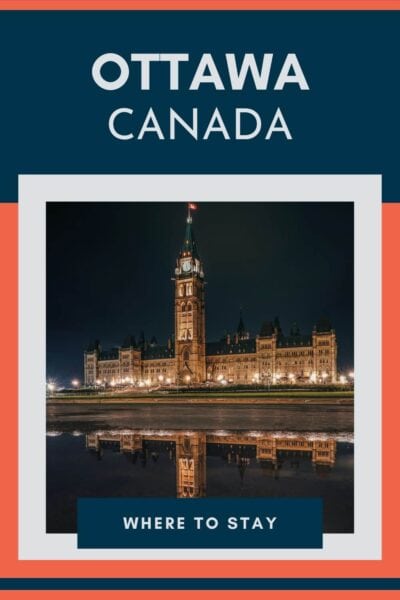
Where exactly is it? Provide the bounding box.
[182,260,191,272]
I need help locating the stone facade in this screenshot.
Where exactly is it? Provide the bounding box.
[84,208,337,386]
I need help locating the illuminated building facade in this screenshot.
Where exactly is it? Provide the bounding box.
[84,207,337,386]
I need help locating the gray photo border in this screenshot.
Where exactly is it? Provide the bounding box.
[18,174,381,560]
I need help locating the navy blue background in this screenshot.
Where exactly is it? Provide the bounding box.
[0,9,393,590]
[77,497,322,548]
[0,11,399,201]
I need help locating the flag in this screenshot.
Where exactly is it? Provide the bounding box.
[188,203,197,210]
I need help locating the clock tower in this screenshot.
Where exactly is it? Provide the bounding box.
[174,205,206,384]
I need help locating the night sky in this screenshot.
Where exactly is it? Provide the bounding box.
[46,202,354,385]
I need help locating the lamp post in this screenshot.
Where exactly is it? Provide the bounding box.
[47,382,55,396]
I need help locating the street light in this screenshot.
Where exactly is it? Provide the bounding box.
[71,379,79,388]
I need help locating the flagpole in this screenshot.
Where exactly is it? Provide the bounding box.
[187,202,197,223]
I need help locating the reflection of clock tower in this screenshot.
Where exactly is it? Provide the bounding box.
[174,204,206,384]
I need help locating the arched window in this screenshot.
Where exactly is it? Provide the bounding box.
[181,302,186,312]
[186,283,192,296]
[179,285,184,297]
[187,302,192,312]
[183,349,190,362]
[187,329,192,340]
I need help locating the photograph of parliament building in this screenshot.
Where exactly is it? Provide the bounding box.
[84,205,338,387]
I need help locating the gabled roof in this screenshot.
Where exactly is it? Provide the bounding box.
[86,340,100,353]
[277,334,312,348]
[99,348,119,360]
[206,338,256,356]
[315,318,333,333]
[121,334,136,349]
[142,345,175,360]
[259,321,274,337]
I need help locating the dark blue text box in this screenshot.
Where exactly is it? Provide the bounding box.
[77,497,322,549]
[0,12,400,201]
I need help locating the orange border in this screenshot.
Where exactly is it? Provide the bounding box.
[1,1,400,8]
[0,202,397,578]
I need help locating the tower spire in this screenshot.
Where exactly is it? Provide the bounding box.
[237,307,245,335]
[237,307,249,340]
[181,203,199,258]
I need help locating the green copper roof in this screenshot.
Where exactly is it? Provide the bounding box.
[181,216,200,258]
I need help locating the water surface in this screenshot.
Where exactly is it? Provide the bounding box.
[47,404,353,535]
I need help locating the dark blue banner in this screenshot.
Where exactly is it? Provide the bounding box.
[3,578,400,591]
[77,497,322,549]
[0,11,400,201]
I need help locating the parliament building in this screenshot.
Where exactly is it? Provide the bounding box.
[84,207,337,387]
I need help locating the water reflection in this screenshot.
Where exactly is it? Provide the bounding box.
[47,428,353,533]
[85,430,340,499]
